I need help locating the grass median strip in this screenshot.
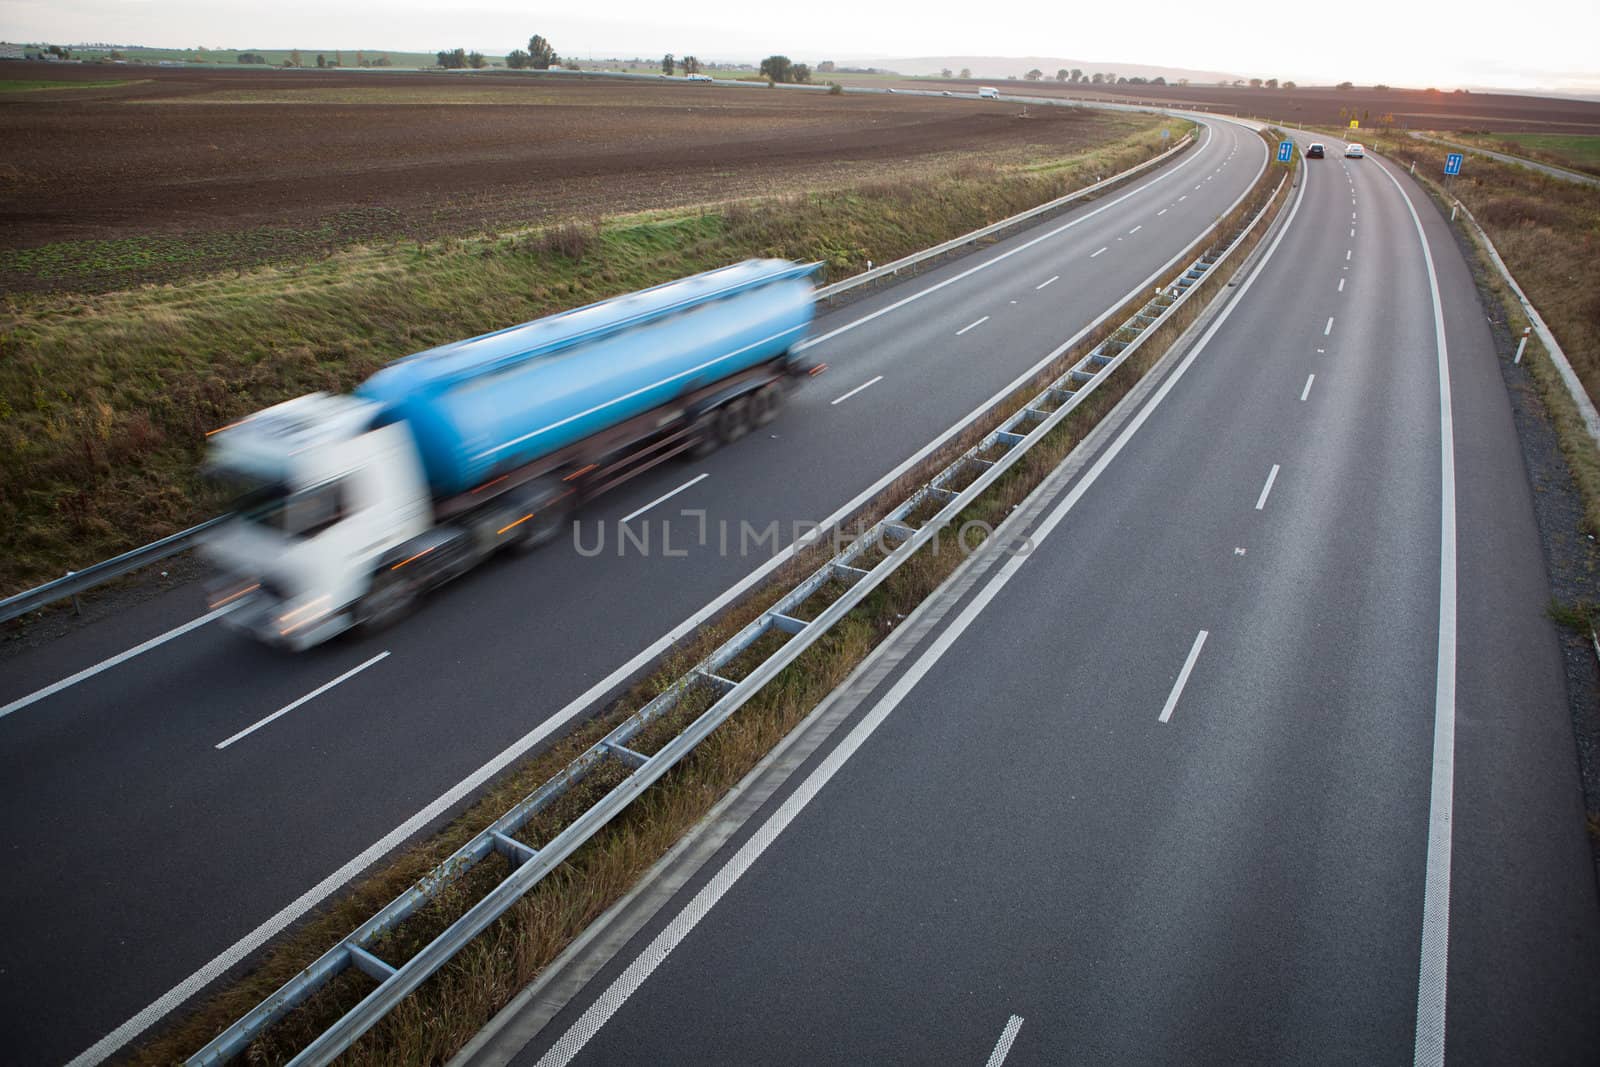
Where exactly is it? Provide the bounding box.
[129,132,1287,1065]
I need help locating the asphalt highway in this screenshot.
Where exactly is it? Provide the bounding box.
[497,137,1600,1065]
[0,118,1269,1062]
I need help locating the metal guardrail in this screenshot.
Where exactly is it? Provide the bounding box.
[816,133,1194,300]
[0,517,226,626]
[190,160,1286,1065]
[1,126,1197,629]
[1446,197,1600,446]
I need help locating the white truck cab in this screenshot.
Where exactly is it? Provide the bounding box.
[202,393,431,649]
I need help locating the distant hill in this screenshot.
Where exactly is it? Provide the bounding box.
[858,55,1247,86]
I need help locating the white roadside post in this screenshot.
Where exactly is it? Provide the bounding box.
[1514,326,1531,365]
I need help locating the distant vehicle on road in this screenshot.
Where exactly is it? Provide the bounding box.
[941,90,953,96]
[203,260,821,649]
[977,86,999,99]
[1345,143,1365,158]
[1306,143,1325,158]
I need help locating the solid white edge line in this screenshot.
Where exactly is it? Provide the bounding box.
[1035,275,1059,290]
[215,652,390,750]
[1158,630,1209,724]
[535,149,1310,1066]
[69,120,1276,1067]
[1300,373,1316,402]
[1255,463,1281,511]
[620,473,709,524]
[794,124,1219,354]
[956,315,990,336]
[0,604,238,721]
[986,1015,1026,1067]
[1373,153,1458,1067]
[829,374,884,406]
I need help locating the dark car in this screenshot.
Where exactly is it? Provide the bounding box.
[1306,143,1325,159]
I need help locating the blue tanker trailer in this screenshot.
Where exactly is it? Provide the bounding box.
[202,259,821,649]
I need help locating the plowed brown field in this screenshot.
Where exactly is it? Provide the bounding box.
[0,63,1145,289]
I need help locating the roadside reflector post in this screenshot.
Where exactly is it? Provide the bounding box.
[1514,326,1531,365]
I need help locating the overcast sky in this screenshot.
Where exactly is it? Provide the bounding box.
[5,0,1597,91]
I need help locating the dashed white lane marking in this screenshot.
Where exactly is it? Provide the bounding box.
[1350,227,1356,237]
[986,1016,1026,1067]
[829,375,884,406]
[1255,463,1281,511]
[1339,277,1345,292]
[1159,630,1209,724]
[956,315,990,336]
[1325,316,1335,336]
[622,472,710,523]
[1158,208,1169,216]
[1090,247,1107,258]
[1179,195,1188,201]
[1,603,239,721]
[1301,373,1316,402]
[1347,249,1352,261]
[1128,225,1142,234]
[1036,275,1059,290]
[215,651,390,750]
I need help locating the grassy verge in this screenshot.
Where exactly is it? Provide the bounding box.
[1448,131,1600,177]
[1333,127,1600,535]
[0,115,1188,603]
[129,136,1287,1065]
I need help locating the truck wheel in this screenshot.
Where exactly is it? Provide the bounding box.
[357,570,415,632]
[753,382,785,426]
[687,410,721,458]
[506,479,574,552]
[716,397,751,443]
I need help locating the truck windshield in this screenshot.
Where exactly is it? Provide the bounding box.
[215,474,348,539]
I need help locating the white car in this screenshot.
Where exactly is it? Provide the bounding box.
[685,73,712,82]
[1345,143,1365,159]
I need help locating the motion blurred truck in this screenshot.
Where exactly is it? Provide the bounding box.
[203,259,820,649]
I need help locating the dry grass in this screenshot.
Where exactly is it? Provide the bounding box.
[127,135,1287,1067]
[0,115,1188,603]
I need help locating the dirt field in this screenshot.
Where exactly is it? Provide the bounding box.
[0,63,1141,290]
[886,76,1600,135]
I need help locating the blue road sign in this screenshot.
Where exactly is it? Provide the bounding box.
[1445,153,1464,176]
[1277,141,1294,162]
